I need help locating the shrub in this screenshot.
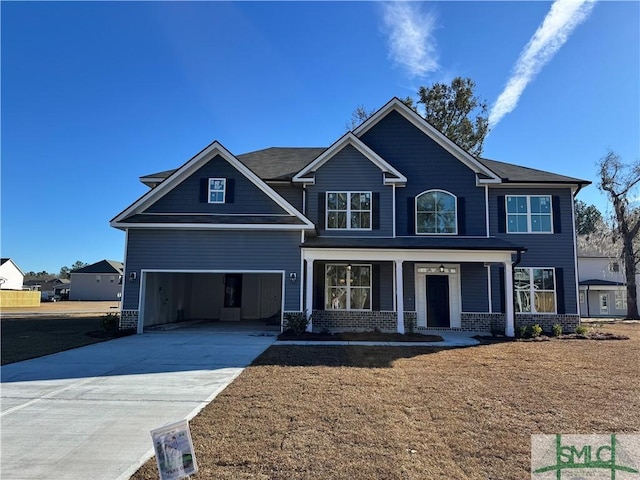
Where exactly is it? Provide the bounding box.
[552,323,563,337]
[101,312,120,333]
[530,324,543,338]
[575,325,588,335]
[518,325,528,338]
[284,312,311,336]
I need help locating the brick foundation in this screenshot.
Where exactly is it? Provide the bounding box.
[306,310,581,335]
[120,310,138,330]
[515,314,580,334]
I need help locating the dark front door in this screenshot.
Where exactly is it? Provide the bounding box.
[426,275,450,327]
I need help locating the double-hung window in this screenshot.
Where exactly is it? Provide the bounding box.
[506,195,552,233]
[325,264,371,310]
[514,267,556,313]
[209,178,226,204]
[326,192,371,229]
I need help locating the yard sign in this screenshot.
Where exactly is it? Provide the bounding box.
[150,419,198,480]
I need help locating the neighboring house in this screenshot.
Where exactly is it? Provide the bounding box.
[578,249,637,317]
[111,98,589,335]
[69,260,124,301]
[0,258,25,290]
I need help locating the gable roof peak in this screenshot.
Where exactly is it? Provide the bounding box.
[352,97,502,183]
[292,131,407,184]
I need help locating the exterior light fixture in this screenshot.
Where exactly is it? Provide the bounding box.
[439,264,445,273]
[289,272,297,283]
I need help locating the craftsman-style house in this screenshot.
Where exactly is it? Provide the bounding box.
[111,98,589,336]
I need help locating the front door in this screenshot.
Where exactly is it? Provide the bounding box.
[426,275,450,327]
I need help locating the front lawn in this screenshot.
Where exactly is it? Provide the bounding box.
[131,323,639,479]
[1,315,126,365]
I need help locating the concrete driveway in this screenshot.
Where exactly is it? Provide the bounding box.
[1,330,277,480]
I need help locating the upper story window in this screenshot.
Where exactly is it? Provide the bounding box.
[416,190,457,235]
[608,262,620,273]
[514,267,556,314]
[506,195,552,233]
[326,192,371,230]
[208,178,226,203]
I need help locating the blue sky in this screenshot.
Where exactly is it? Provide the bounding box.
[2,1,638,275]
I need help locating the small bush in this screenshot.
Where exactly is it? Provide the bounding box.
[284,312,311,336]
[552,323,563,337]
[530,324,543,338]
[101,312,120,333]
[575,325,588,335]
[518,325,528,338]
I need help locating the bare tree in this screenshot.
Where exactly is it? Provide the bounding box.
[598,150,640,319]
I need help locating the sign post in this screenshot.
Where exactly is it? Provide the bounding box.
[150,420,198,480]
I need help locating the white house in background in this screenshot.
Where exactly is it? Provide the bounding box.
[0,258,25,290]
[577,249,638,318]
[69,260,124,301]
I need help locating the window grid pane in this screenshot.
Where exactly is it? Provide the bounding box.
[326,192,371,230]
[325,264,371,310]
[515,267,556,313]
[507,196,552,233]
[416,191,456,234]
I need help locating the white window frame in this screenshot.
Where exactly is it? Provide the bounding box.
[415,189,458,235]
[514,267,557,314]
[506,195,553,234]
[326,192,372,230]
[208,178,226,204]
[325,263,372,311]
[615,290,627,310]
[608,262,620,273]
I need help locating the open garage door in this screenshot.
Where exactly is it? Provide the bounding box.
[139,271,283,331]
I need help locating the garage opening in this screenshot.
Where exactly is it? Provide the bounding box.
[140,271,283,330]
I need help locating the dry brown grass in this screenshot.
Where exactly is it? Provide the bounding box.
[131,323,640,480]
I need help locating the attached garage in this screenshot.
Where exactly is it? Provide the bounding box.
[139,270,284,332]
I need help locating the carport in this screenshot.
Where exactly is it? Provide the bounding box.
[138,270,284,332]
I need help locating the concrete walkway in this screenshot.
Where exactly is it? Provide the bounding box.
[0,330,277,480]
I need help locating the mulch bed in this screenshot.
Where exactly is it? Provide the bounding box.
[278,331,443,342]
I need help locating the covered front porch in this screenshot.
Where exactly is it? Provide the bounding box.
[302,237,525,337]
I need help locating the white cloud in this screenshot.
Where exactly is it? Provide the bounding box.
[381,2,439,78]
[489,0,596,128]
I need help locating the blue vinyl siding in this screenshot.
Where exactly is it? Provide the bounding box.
[305,144,394,237]
[460,263,489,312]
[488,187,578,314]
[272,183,303,212]
[360,110,487,236]
[123,229,302,310]
[145,154,287,215]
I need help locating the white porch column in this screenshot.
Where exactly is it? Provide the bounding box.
[504,261,515,337]
[395,260,405,334]
[305,260,314,332]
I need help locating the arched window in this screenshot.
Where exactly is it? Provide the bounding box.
[416,190,457,234]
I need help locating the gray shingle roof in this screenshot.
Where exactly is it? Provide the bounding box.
[302,236,526,252]
[140,147,589,187]
[477,157,590,185]
[121,214,308,226]
[73,260,124,274]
